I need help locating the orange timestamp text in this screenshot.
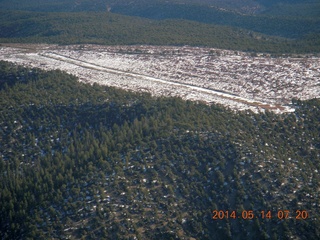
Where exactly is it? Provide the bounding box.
[212,210,309,220]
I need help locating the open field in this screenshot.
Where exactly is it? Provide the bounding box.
[1,44,319,113]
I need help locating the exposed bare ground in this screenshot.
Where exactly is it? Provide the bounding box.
[1,44,319,113]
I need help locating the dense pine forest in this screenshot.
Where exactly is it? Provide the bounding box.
[0,61,319,239]
[0,10,320,54]
[0,0,320,53]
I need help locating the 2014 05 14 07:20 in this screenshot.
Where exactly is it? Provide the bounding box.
[212,210,309,220]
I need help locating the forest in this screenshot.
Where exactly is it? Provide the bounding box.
[108,2,320,38]
[1,0,320,37]
[0,61,319,239]
[0,10,320,54]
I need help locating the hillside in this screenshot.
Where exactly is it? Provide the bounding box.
[0,0,319,39]
[259,0,320,17]
[0,0,318,15]
[0,61,319,239]
[0,11,320,54]
[107,2,320,39]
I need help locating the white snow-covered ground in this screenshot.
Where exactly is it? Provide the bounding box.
[1,44,319,113]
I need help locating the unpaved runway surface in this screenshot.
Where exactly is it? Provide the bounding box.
[1,44,319,113]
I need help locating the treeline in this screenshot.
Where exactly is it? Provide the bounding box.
[0,61,319,239]
[0,10,320,54]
